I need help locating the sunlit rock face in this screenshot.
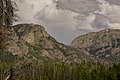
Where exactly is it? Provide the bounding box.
[1,24,98,63]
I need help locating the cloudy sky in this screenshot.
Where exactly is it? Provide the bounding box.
[14,0,120,44]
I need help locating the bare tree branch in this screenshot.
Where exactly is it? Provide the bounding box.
[0,0,18,26]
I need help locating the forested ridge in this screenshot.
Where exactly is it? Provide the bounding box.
[0,61,120,80]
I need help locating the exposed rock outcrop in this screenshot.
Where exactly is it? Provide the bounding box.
[0,24,98,64]
[70,29,120,62]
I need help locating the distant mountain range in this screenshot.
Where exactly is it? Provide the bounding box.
[0,24,99,64]
[0,24,120,64]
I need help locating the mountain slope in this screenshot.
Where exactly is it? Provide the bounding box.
[70,29,120,62]
[0,24,99,64]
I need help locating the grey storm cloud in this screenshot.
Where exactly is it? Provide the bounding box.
[105,0,120,5]
[56,0,99,14]
[14,0,120,44]
[92,14,108,29]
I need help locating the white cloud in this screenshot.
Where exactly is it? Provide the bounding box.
[108,22,120,29]
[75,13,96,30]
[14,0,80,44]
[96,0,120,29]
[13,0,120,44]
[15,0,79,27]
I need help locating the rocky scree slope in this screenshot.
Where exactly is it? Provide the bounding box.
[0,24,98,64]
[70,29,120,62]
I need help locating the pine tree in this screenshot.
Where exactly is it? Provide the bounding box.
[0,0,17,26]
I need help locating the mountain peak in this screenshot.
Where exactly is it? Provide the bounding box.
[70,29,120,62]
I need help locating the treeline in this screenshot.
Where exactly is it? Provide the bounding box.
[0,62,120,80]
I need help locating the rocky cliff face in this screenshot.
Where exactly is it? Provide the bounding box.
[0,24,98,64]
[70,29,120,62]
